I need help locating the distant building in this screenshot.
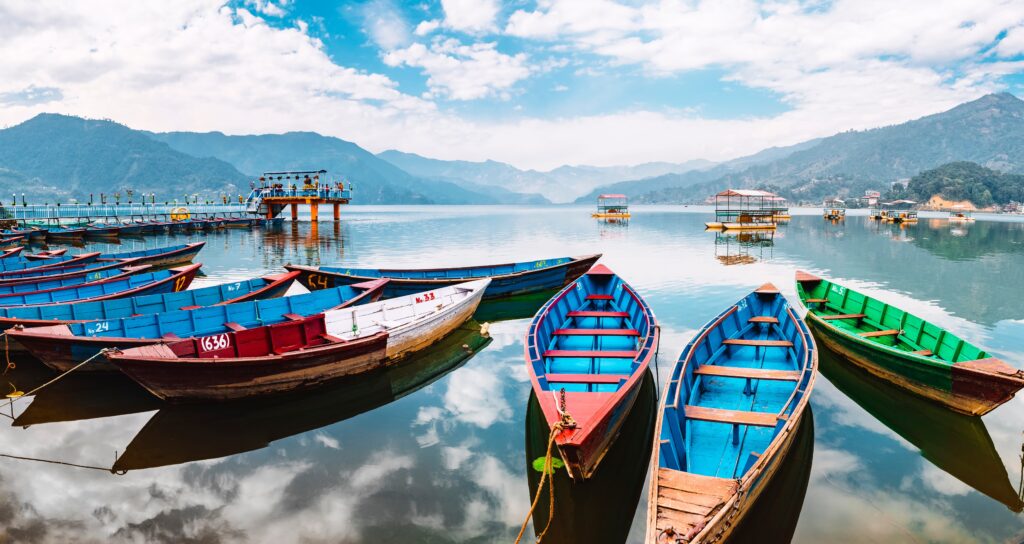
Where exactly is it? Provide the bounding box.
[864,190,881,207]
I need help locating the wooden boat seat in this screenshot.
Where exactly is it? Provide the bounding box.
[162,333,180,339]
[179,305,202,311]
[320,333,346,343]
[553,328,639,336]
[684,405,780,427]
[804,298,829,303]
[567,311,628,318]
[859,329,900,338]
[722,339,793,347]
[585,294,614,301]
[819,313,865,321]
[911,349,933,356]
[748,316,778,324]
[543,350,637,358]
[694,365,800,381]
[224,322,246,332]
[542,373,626,384]
[282,313,305,321]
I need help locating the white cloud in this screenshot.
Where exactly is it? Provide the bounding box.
[440,0,500,33]
[245,0,287,18]
[415,19,441,36]
[362,0,411,50]
[384,39,530,100]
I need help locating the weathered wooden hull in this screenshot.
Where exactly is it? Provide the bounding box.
[558,373,644,480]
[287,254,599,301]
[806,315,1020,416]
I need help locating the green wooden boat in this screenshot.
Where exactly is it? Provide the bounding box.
[795,270,1024,416]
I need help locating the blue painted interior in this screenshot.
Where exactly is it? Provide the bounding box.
[0,277,273,323]
[66,284,367,339]
[526,270,655,393]
[658,289,814,480]
[0,268,182,306]
[0,267,125,295]
[0,254,76,272]
[98,243,192,260]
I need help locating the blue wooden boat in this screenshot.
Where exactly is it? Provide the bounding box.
[0,235,25,248]
[11,278,388,372]
[84,225,121,239]
[97,242,205,268]
[0,252,100,276]
[0,247,23,260]
[1,228,47,241]
[0,257,144,286]
[46,227,88,241]
[0,271,298,334]
[23,248,67,261]
[646,283,816,543]
[0,264,139,296]
[525,263,658,480]
[286,254,601,301]
[0,263,199,308]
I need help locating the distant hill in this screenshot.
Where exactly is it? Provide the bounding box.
[904,161,1024,207]
[0,114,248,202]
[589,93,1024,204]
[151,131,541,205]
[377,149,714,202]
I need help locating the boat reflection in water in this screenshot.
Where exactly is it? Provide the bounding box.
[714,230,775,266]
[817,342,1024,512]
[522,370,657,543]
[473,289,558,323]
[112,321,491,472]
[12,361,160,426]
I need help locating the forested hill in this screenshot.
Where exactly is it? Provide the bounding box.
[902,162,1024,207]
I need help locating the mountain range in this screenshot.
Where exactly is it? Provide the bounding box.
[1,93,1023,206]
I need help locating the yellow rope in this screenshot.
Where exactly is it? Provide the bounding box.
[2,332,13,375]
[514,421,566,544]
[0,349,110,412]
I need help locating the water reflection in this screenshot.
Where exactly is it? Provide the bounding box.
[522,370,656,543]
[113,322,491,472]
[817,342,1024,512]
[713,230,775,266]
[12,361,159,426]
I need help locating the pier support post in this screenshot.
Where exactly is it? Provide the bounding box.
[310,202,319,222]
[333,203,340,221]
[266,206,274,219]
[290,203,298,221]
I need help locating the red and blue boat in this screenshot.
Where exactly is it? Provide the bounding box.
[0,263,199,308]
[45,227,88,242]
[646,284,816,543]
[524,263,658,480]
[12,277,387,372]
[0,252,101,276]
[0,271,298,336]
[0,263,144,296]
[286,254,601,301]
[0,247,23,260]
[0,234,25,247]
[23,248,67,261]
[96,242,205,268]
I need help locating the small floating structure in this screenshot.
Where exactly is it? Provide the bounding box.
[705,189,780,231]
[768,195,791,221]
[868,207,888,221]
[246,170,352,221]
[882,200,918,224]
[591,194,630,221]
[948,205,975,222]
[823,198,846,220]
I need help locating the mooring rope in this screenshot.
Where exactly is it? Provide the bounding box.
[0,452,124,474]
[2,332,13,375]
[515,389,577,544]
[1,349,111,411]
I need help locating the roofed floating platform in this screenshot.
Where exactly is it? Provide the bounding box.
[706,189,789,231]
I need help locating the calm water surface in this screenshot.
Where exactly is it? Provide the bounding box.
[1,206,1023,543]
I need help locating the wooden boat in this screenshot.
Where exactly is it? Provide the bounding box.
[0,262,143,295]
[0,271,297,332]
[117,224,145,236]
[222,217,254,228]
[795,270,1024,415]
[286,254,601,301]
[524,263,658,480]
[647,283,816,544]
[111,321,491,470]
[0,257,158,286]
[0,247,23,259]
[0,234,25,247]
[0,263,199,308]
[0,251,100,276]
[23,248,67,261]
[1,228,47,241]
[84,225,121,239]
[96,242,205,268]
[46,227,88,241]
[948,208,975,222]
[12,277,386,372]
[105,279,488,401]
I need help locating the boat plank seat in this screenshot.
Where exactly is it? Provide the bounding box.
[684,405,780,427]
[223,322,246,332]
[859,329,900,338]
[911,349,933,356]
[722,338,793,347]
[748,316,778,324]
[553,328,639,336]
[542,373,626,384]
[585,294,614,301]
[655,468,738,540]
[804,298,829,303]
[694,365,800,381]
[543,349,637,358]
[819,313,865,321]
[567,310,629,318]
[282,313,305,321]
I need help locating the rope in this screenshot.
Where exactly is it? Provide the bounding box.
[0,452,125,475]
[0,349,111,411]
[515,389,577,544]
[1,332,13,375]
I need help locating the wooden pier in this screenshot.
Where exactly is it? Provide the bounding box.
[246,170,351,221]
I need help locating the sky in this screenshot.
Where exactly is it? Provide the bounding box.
[2,0,1024,170]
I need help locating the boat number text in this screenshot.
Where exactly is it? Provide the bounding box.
[200,333,231,352]
[415,292,436,303]
[226,282,241,292]
[87,321,110,335]
[174,276,188,291]
[307,273,330,290]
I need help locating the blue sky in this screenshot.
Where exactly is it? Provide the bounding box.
[2,1,1024,168]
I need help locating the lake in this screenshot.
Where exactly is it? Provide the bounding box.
[1,206,1022,543]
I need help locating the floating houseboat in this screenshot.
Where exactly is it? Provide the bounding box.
[705,189,780,230]
[868,208,888,221]
[591,194,630,221]
[768,195,791,221]
[882,200,918,224]
[948,206,975,222]
[823,198,846,220]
